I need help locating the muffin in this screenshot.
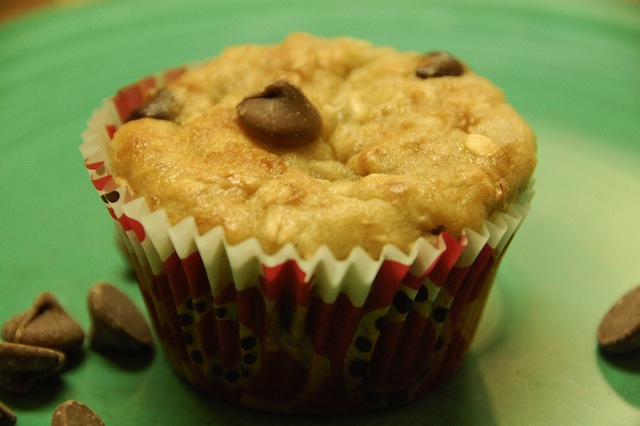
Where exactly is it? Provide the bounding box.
[80,33,536,414]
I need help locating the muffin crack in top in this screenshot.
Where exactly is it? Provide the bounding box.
[110,33,536,259]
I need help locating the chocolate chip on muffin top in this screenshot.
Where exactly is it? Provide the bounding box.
[127,88,180,122]
[237,79,323,146]
[415,51,465,78]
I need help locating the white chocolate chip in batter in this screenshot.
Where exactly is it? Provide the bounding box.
[464,133,498,157]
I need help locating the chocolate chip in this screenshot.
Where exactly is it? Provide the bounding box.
[1,293,85,353]
[51,400,105,426]
[126,88,179,122]
[87,282,153,353]
[415,51,465,78]
[597,284,640,353]
[0,342,65,394]
[0,400,17,426]
[236,79,323,146]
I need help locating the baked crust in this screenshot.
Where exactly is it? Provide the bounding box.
[110,33,536,259]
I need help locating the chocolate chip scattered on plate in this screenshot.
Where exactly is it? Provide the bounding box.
[1,293,84,353]
[51,400,104,426]
[87,282,153,352]
[0,342,65,394]
[597,284,640,353]
[0,400,17,426]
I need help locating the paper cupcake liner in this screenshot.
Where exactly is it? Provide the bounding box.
[81,71,535,414]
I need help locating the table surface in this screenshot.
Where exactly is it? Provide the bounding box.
[1,0,639,425]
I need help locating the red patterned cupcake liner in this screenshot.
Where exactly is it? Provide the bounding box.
[80,72,534,414]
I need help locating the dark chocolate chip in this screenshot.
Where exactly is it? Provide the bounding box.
[1,293,85,353]
[214,307,227,319]
[0,343,65,373]
[51,400,105,426]
[0,400,17,426]
[0,342,66,394]
[126,88,179,122]
[597,284,640,353]
[415,51,465,79]
[236,80,323,146]
[87,282,153,353]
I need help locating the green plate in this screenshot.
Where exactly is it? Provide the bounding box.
[1,0,639,424]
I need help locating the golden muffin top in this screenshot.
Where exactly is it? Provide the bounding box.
[109,33,536,259]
